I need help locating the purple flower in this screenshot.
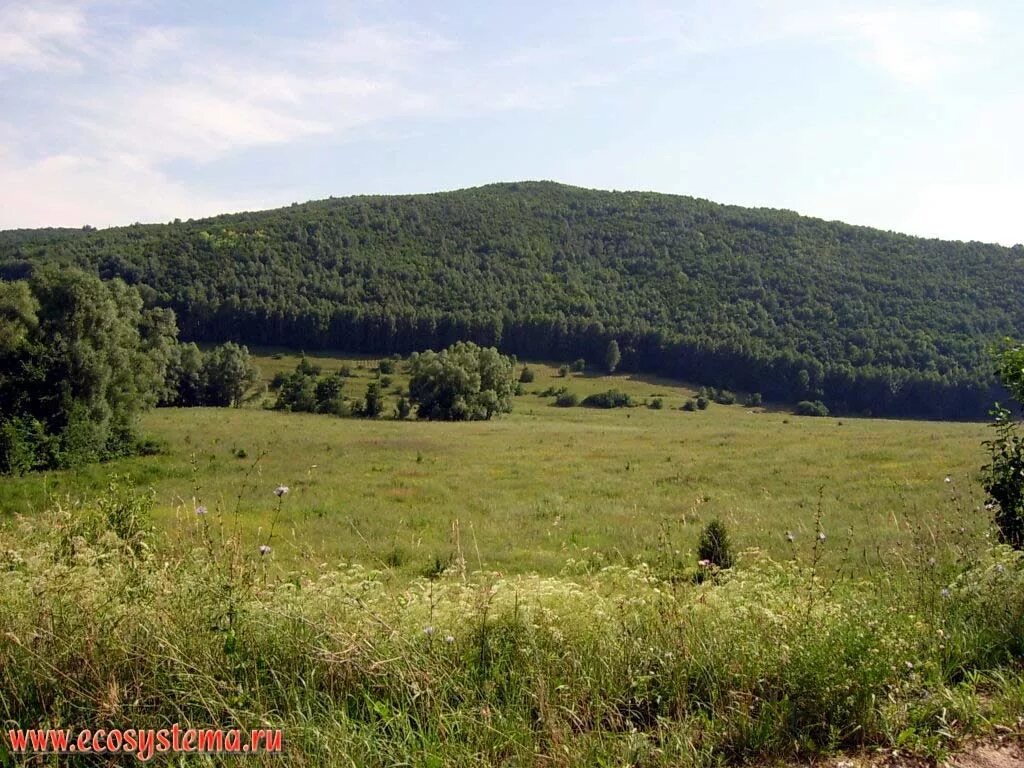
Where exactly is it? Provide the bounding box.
[423,626,435,637]
[274,485,289,497]
[698,559,711,567]
[444,635,455,644]
[785,531,795,542]
[196,505,208,515]
[259,544,272,555]
[817,532,826,542]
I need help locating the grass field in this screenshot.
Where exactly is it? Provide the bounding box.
[0,350,992,578]
[6,349,1023,766]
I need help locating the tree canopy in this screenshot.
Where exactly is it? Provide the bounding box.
[407,342,515,420]
[3,181,1021,418]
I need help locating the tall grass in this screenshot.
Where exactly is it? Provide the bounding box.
[2,479,1024,766]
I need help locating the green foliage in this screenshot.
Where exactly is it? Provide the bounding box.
[378,359,396,375]
[648,397,664,409]
[518,366,535,383]
[0,268,176,472]
[362,381,384,417]
[407,342,515,421]
[557,365,570,378]
[570,358,586,373]
[4,182,1021,418]
[395,396,412,419]
[682,398,697,412]
[982,341,1024,549]
[696,396,710,410]
[581,389,632,408]
[713,389,737,405]
[697,519,735,569]
[746,392,763,407]
[554,392,579,407]
[796,400,830,417]
[605,339,621,374]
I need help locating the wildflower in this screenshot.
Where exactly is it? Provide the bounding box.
[944,476,952,484]
[996,563,1006,574]
[259,544,272,555]
[940,588,951,599]
[274,485,289,497]
[196,505,208,515]
[423,626,435,637]
[905,660,914,670]
[698,559,711,567]
[985,501,997,511]
[444,635,455,644]
[786,531,795,542]
[817,532,826,542]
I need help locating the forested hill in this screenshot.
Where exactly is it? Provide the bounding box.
[3,181,1023,419]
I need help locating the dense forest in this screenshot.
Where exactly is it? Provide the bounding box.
[3,181,1023,419]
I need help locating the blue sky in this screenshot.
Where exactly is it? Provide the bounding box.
[0,0,1020,244]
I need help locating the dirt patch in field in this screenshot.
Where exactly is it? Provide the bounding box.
[817,737,1024,768]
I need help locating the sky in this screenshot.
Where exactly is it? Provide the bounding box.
[0,0,1021,245]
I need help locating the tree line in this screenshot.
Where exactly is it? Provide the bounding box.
[3,181,1021,419]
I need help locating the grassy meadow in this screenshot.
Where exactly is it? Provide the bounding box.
[0,350,992,577]
[6,350,1024,767]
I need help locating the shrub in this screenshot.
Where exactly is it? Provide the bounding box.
[362,381,385,417]
[570,358,586,373]
[696,396,710,410]
[554,392,579,407]
[697,519,734,569]
[558,365,570,378]
[713,389,736,405]
[407,342,515,421]
[745,392,763,407]
[581,390,632,409]
[396,397,412,419]
[519,367,536,383]
[378,359,396,375]
[796,400,830,417]
[682,399,697,412]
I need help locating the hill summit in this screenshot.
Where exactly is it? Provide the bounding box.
[3,181,1022,418]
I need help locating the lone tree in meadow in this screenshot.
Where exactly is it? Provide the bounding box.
[408,341,515,421]
[605,339,621,374]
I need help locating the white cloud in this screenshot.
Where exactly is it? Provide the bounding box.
[840,7,988,84]
[0,2,87,72]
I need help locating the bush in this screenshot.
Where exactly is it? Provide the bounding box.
[558,365,570,378]
[519,367,535,383]
[796,400,830,417]
[362,381,385,417]
[570,358,586,373]
[696,396,710,410]
[378,359,395,375]
[581,390,632,409]
[648,398,664,410]
[713,389,736,405]
[407,342,515,421]
[682,399,697,412]
[396,397,412,419]
[554,392,579,407]
[697,519,734,569]
[745,392,763,407]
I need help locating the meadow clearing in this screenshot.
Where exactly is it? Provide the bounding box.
[6,350,1024,766]
[0,350,992,578]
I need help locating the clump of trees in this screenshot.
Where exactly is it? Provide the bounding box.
[581,390,633,409]
[0,269,178,474]
[161,342,260,407]
[796,400,830,417]
[271,358,349,415]
[407,342,515,421]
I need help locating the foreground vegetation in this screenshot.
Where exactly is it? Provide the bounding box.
[4,182,1022,418]
[2,479,1024,766]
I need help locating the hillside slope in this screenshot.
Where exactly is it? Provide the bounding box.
[3,181,1022,418]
